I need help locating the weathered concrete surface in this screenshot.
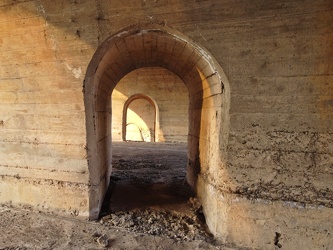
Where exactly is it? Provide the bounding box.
[198,176,333,249]
[0,176,89,217]
[0,0,91,216]
[0,0,332,249]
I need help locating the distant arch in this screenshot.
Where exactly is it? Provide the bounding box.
[122,94,159,142]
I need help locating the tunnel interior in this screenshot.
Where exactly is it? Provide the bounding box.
[108,66,191,211]
[84,24,230,232]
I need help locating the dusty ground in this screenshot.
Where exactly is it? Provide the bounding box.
[104,142,209,241]
[0,142,240,250]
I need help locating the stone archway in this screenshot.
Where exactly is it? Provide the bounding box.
[84,23,230,221]
[122,94,159,142]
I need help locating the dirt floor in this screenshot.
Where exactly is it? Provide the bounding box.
[0,142,239,250]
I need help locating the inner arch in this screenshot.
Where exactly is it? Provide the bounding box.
[123,94,157,142]
[84,23,230,220]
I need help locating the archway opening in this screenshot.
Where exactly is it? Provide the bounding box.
[124,95,156,142]
[112,67,189,143]
[84,24,230,238]
[109,67,191,218]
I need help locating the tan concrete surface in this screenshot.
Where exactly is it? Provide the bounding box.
[0,1,332,249]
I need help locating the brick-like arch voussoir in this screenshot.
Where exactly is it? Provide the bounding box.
[84,23,230,220]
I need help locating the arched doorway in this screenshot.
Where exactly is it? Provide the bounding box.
[111,67,188,143]
[84,23,230,221]
[122,94,158,142]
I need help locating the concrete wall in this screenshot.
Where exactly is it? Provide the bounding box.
[112,67,189,142]
[0,0,332,249]
[0,0,91,216]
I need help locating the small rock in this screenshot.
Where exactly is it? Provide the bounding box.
[96,234,109,248]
